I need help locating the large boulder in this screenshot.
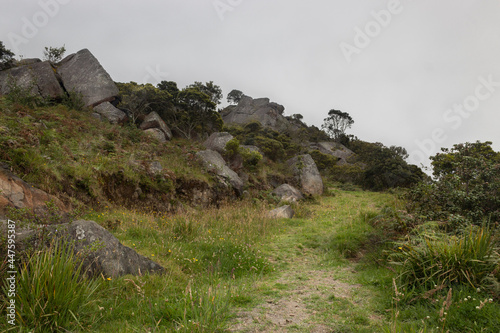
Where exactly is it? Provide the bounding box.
[0,164,66,217]
[7,220,165,278]
[93,102,128,124]
[203,132,234,154]
[139,111,172,140]
[0,61,65,99]
[273,184,304,203]
[312,142,354,165]
[287,154,324,196]
[196,150,243,195]
[144,128,167,143]
[57,49,119,107]
[221,95,296,132]
[268,205,294,219]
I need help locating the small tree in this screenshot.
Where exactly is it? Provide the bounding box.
[43,45,66,63]
[321,109,354,141]
[227,89,243,104]
[0,41,15,71]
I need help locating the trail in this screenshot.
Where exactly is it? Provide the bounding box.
[228,193,387,332]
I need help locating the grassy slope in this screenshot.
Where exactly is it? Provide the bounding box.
[0,98,210,212]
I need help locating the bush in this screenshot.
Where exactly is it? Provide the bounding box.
[390,226,499,292]
[10,240,102,331]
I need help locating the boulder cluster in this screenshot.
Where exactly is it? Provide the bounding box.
[0,48,349,278]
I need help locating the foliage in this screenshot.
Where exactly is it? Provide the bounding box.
[5,77,47,108]
[407,141,500,224]
[11,240,102,331]
[0,41,15,70]
[61,90,86,111]
[224,138,263,172]
[321,109,354,141]
[227,89,243,104]
[309,149,338,174]
[389,226,499,293]
[117,81,171,124]
[188,81,223,105]
[349,140,425,191]
[43,45,66,63]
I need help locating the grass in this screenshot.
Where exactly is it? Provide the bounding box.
[0,98,210,211]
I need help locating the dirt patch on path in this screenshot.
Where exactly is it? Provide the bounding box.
[228,255,362,332]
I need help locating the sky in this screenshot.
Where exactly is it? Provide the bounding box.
[2,0,500,171]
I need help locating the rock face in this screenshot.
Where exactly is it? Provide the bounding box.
[196,150,243,195]
[93,102,128,124]
[0,164,66,217]
[268,205,294,219]
[57,49,119,107]
[0,61,65,99]
[9,220,165,278]
[273,184,304,203]
[221,95,295,131]
[204,132,234,154]
[139,111,172,141]
[144,128,167,142]
[287,154,324,196]
[312,142,354,165]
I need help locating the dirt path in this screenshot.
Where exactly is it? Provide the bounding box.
[228,241,367,332]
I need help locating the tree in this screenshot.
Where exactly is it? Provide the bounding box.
[189,81,222,105]
[408,141,500,224]
[43,45,66,63]
[227,89,243,104]
[117,82,172,124]
[171,86,222,139]
[157,80,179,96]
[0,41,15,71]
[321,109,354,141]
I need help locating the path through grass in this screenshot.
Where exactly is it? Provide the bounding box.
[227,189,396,332]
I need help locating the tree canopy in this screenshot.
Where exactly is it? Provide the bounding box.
[321,109,354,141]
[227,89,243,104]
[0,41,15,71]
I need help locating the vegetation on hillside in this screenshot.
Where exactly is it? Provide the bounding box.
[0,42,498,332]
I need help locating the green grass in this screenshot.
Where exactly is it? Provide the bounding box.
[0,97,209,210]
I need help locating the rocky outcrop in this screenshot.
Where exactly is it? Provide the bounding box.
[311,142,354,165]
[93,102,128,124]
[196,150,243,195]
[273,184,304,203]
[268,205,294,219]
[57,49,119,107]
[8,220,164,278]
[139,111,172,141]
[0,164,66,217]
[0,61,65,99]
[287,154,324,196]
[204,132,234,154]
[221,95,296,132]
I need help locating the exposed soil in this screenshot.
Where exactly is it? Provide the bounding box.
[228,249,362,332]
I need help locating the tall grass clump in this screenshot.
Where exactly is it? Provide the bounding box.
[12,240,102,332]
[390,226,499,292]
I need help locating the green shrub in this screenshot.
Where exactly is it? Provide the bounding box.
[11,240,102,331]
[5,77,47,108]
[390,226,499,292]
[309,149,337,173]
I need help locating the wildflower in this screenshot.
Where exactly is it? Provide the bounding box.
[464,298,468,301]
[476,306,480,309]
[151,254,154,256]
[107,277,112,281]
[398,247,402,250]
[477,288,481,292]
[426,316,430,319]
[168,249,172,253]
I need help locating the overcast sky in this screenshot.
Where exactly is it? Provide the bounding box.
[2,0,500,170]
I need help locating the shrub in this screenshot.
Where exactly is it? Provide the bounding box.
[10,240,102,331]
[390,226,499,292]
